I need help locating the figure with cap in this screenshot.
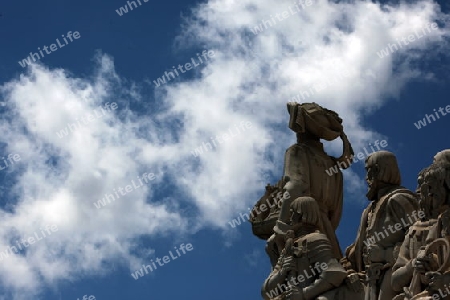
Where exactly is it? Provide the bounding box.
[262,196,363,300]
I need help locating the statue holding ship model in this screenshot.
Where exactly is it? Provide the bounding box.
[250,101,450,300]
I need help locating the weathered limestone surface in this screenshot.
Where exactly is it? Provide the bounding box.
[250,102,450,300]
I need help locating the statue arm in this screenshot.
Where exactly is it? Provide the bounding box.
[387,193,419,227]
[341,244,356,270]
[329,191,343,230]
[261,256,286,299]
[342,207,369,273]
[303,235,347,299]
[391,230,414,292]
[327,167,343,230]
[303,261,347,300]
[279,145,311,223]
[383,193,419,264]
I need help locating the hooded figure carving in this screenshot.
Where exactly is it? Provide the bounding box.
[342,151,419,300]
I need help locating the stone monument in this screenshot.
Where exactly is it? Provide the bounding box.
[261,197,363,300]
[342,151,419,300]
[250,101,450,300]
[392,157,450,299]
[250,102,354,262]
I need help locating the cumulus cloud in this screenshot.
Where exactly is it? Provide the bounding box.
[0,0,449,297]
[0,58,186,297]
[171,0,449,206]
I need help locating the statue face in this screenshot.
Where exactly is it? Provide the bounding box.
[416,173,424,194]
[289,209,302,225]
[419,173,445,218]
[365,162,379,200]
[440,210,450,237]
[288,208,304,233]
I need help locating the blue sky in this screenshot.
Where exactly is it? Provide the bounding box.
[0,0,449,299]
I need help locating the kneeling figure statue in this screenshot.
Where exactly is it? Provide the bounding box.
[261,197,364,300]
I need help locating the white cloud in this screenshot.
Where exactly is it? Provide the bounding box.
[169,0,448,215]
[0,60,186,297]
[0,0,449,297]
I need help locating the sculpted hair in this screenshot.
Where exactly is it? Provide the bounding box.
[418,163,450,214]
[365,151,401,185]
[434,150,450,165]
[290,197,321,228]
[425,163,450,197]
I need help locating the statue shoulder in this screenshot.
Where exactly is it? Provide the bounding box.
[305,231,329,242]
[293,231,328,242]
[285,143,305,153]
[389,187,418,203]
[293,232,332,257]
[386,187,419,209]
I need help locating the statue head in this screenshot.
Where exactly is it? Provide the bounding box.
[287,102,354,169]
[288,196,321,233]
[433,149,450,164]
[416,167,426,194]
[365,151,401,200]
[419,163,450,219]
[287,102,342,140]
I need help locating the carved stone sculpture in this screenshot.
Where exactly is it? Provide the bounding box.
[391,165,441,299]
[249,101,450,300]
[434,149,450,164]
[342,151,419,300]
[261,197,363,300]
[392,160,450,300]
[250,102,354,261]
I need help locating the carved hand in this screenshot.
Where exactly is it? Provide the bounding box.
[366,244,385,263]
[425,271,450,292]
[413,254,439,274]
[281,256,296,276]
[285,286,305,300]
[345,271,365,293]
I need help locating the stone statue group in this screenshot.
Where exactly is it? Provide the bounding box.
[249,102,450,300]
